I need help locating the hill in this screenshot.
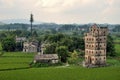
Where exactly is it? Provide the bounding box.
[0,21,5,25]
[2,19,41,24]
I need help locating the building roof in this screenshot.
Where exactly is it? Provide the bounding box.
[90,24,108,29]
[34,54,58,61]
[16,37,26,41]
[24,41,39,47]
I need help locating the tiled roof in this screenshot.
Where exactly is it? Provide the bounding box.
[34,54,58,60]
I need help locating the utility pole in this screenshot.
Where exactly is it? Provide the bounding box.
[30,13,34,37]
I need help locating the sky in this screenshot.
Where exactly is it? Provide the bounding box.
[0,0,120,24]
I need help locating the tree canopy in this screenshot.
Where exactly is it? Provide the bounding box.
[107,34,116,56]
[1,37,16,52]
[56,46,69,63]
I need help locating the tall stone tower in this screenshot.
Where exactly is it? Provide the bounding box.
[84,24,108,67]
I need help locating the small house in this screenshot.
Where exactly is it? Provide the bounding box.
[23,41,40,52]
[34,54,59,64]
[16,36,26,43]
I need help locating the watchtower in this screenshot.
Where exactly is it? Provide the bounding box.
[84,24,108,67]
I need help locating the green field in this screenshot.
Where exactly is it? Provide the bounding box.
[0,66,120,80]
[0,52,35,69]
[115,44,120,56]
[0,52,120,80]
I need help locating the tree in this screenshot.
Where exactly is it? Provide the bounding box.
[56,46,69,63]
[68,50,78,64]
[0,32,6,41]
[1,37,16,52]
[15,42,23,51]
[15,30,22,36]
[44,43,57,54]
[72,31,78,36]
[107,34,116,56]
[32,30,38,37]
[71,37,84,51]
[112,25,120,32]
[50,29,57,34]
[59,37,77,52]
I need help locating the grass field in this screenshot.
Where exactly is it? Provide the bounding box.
[0,52,120,80]
[0,52,35,70]
[115,44,120,56]
[0,66,120,80]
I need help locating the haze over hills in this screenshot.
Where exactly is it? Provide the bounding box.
[0,21,6,25]
[0,18,120,32]
[2,19,42,24]
[0,19,119,25]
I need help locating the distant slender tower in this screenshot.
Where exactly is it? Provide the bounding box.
[30,13,34,36]
[84,24,108,67]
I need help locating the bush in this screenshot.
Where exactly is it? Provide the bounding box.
[0,50,4,56]
[56,46,69,63]
[1,37,16,52]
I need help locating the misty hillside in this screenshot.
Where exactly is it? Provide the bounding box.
[2,19,41,24]
[0,22,120,33]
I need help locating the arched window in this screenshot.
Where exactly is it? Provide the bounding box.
[92,51,93,54]
[89,38,91,41]
[92,38,94,41]
[96,51,97,54]
[89,45,91,47]
[104,57,106,59]
[92,45,94,47]
[96,45,97,48]
[89,51,91,53]
[96,39,97,41]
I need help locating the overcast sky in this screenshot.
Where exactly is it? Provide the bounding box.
[0,0,120,24]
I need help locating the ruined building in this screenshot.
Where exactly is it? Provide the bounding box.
[84,24,108,67]
[23,40,40,53]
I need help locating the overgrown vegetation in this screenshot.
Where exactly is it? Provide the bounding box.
[0,30,120,80]
[0,28,118,63]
